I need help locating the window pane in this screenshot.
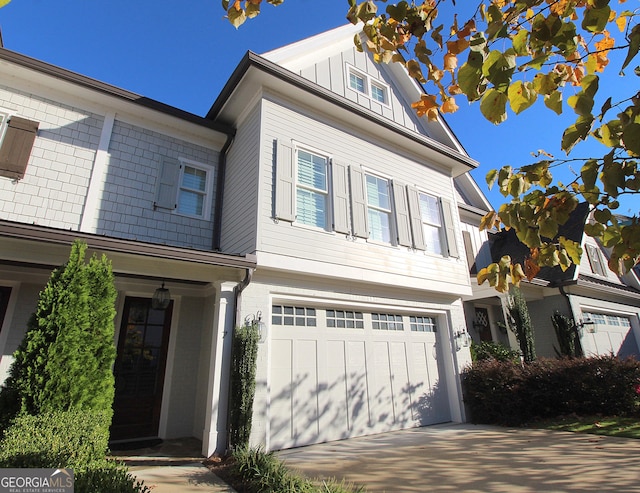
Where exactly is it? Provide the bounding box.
[298,151,327,190]
[371,84,386,103]
[350,73,365,93]
[366,175,390,210]
[424,224,443,255]
[178,190,204,216]
[183,166,207,192]
[419,194,441,226]
[368,209,391,243]
[296,189,326,228]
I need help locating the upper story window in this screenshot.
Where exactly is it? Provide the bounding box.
[178,165,207,217]
[419,192,444,255]
[347,65,390,107]
[177,161,213,219]
[296,148,329,229]
[365,173,392,243]
[155,157,213,220]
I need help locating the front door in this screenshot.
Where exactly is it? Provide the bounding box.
[111,297,173,441]
[474,307,493,342]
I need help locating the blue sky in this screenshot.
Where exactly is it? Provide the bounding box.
[0,0,635,214]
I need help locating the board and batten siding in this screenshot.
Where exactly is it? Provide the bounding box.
[257,99,470,291]
[294,46,423,134]
[220,103,263,255]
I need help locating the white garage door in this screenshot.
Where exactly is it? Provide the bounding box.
[269,305,451,450]
[582,312,638,358]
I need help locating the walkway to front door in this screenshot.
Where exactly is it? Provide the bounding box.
[111,297,173,442]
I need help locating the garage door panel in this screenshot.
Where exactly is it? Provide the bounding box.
[293,340,320,445]
[346,341,371,435]
[389,342,412,426]
[320,340,349,442]
[370,341,395,429]
[410,341,450,425]
[270,339,294,449]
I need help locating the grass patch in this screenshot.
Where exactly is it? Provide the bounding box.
[531,415,640,439]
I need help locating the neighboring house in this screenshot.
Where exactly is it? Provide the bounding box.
[464,202,640,359]
[0,23,493,456]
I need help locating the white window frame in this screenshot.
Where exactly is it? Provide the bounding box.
[0,108,13,148]
[294,144,331,231]
[346,64,391,108]
[175,158,214,220]
[418,191,445,256]
[364,171,395,245]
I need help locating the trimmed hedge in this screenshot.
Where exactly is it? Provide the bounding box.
[0,409,148,493]
[462,355,640,425]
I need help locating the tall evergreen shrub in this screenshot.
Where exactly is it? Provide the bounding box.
[228,323,259,450]
[505,286,536,363]
[551,311,583,358]
[0,240,117,430]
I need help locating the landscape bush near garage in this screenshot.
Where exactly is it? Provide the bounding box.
[462,355,640,425]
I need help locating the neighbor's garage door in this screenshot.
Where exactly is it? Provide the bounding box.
[269,304,451,450]
[582,312,638,358]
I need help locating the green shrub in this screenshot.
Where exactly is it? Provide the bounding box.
[229,323,260,450]
[0,240,117,432]
[0,409,149,493]
[470,341,520,363]
[231,447,364,493]
[551,311,583,358]
[462,355,640,425]
[504,286,536,363]
[0,409,110,468]
[74,460,149,493]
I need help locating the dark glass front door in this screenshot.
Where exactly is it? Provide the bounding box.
[111,297,173,441]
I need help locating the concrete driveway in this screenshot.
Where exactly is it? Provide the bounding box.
[276,423,640,493]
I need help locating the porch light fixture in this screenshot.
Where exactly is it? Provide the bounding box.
[453,328,472,351]
[576,318,597,334]
[245,311,268,343]
[151,281,171,310]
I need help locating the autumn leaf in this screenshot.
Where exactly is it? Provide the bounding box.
[411,94,439,120]
[441,97,459,114]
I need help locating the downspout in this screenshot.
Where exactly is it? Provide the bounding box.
[212,130,236,252]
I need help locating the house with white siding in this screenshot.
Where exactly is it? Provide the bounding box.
[0,23,494,456]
